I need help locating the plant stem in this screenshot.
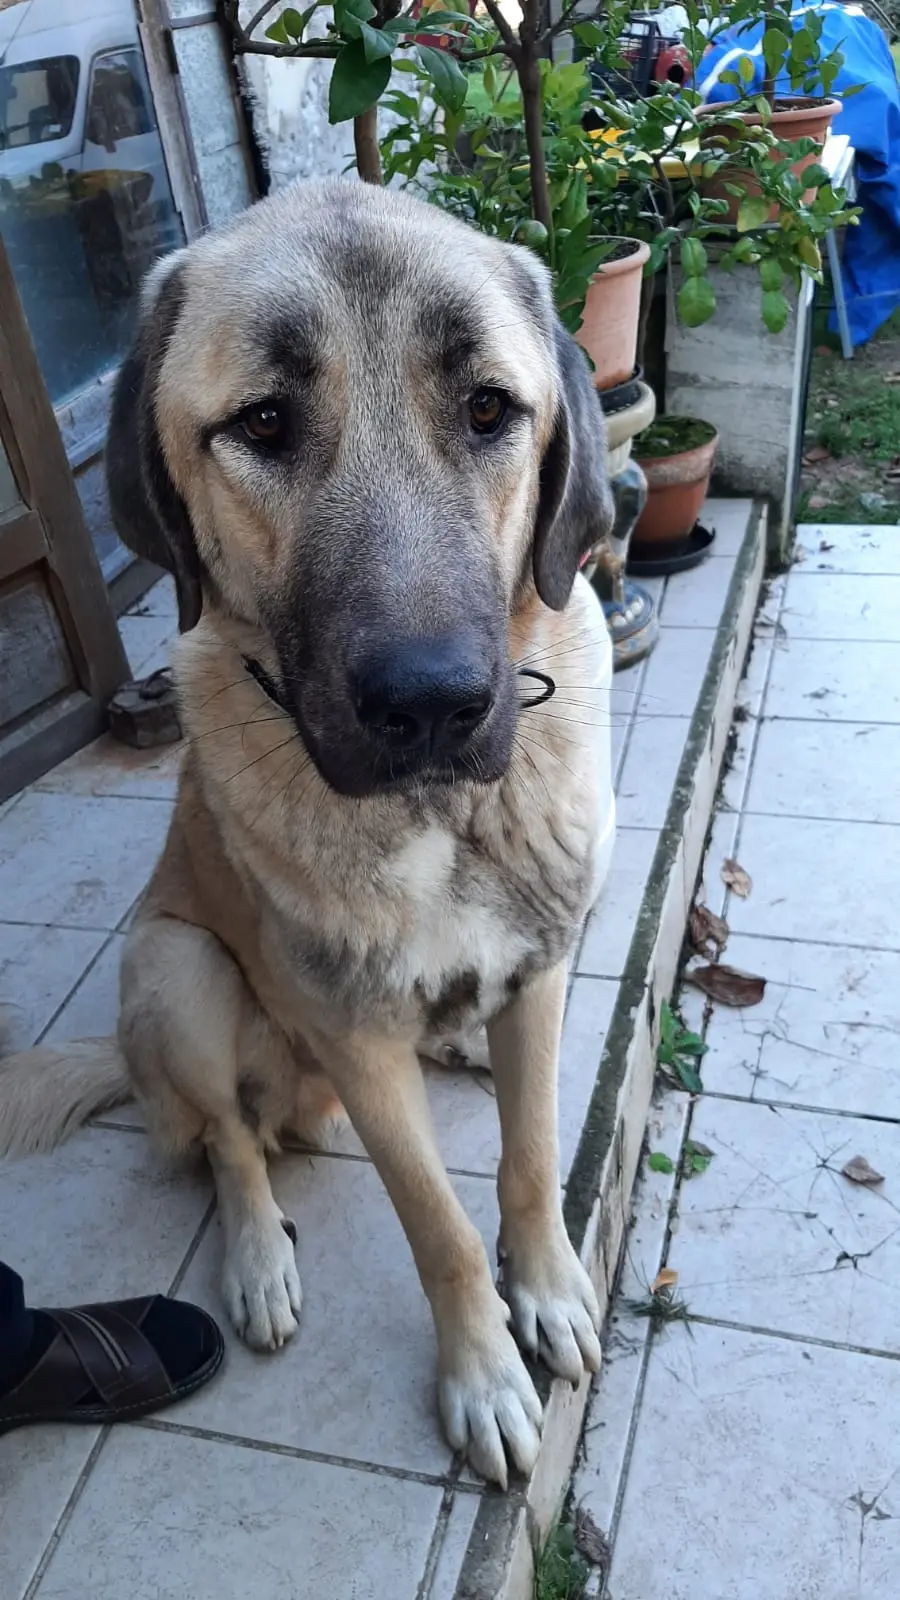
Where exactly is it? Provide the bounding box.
[517,0,551,231]
[354,107,383,184]
[762,0,777,106]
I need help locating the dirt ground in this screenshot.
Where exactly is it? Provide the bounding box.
[798,297,900,526]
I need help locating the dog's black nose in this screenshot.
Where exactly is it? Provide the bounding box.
[354,640,494,753]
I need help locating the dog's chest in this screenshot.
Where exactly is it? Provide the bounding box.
[273,797,598,1036]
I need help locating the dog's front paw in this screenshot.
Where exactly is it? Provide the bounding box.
[221,1209,302,1352]
[502,1232,601,1386]
[437,1304,543,1488]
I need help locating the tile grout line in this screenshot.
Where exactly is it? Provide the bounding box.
[683,1311,900,1363]
[691,1087,900,1126]
[719,580,788,920]
[739,809,900,829]
[416,1488,457,1600]
[133,1413,487,1493]
[34,931,120,1048]
[22,1429,112,1600]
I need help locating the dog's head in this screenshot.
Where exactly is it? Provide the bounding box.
[107,181,613,797]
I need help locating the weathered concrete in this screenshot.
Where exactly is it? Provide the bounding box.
[666,259,812,561]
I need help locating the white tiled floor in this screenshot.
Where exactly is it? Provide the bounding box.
[0,515,750,1600]
[578,524,900,1599]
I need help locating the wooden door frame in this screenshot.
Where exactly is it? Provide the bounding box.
[0,238,130,802]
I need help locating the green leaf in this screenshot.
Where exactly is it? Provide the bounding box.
[334,0,376,37]
[755,94,772,127]
[281,5,315,39]
[359,20,394,61]
[738,53,755,84]
[674,1057,704,1094]
[685,1140,714,1177]
[265,13,291,43]
[328,39,391,123]
[759,256,783,291]
[417,45,467,114]
[719,69,742,89]
[737,193,771,233]
[677,1033,708,1059]
[681,236,707,278]
[649,1152,676,1174]
[677,273,716,328]
[762,24,790,79]
[761,287,789,333]
[796,235,821,272]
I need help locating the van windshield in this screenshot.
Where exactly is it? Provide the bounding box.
[0,56,79,150]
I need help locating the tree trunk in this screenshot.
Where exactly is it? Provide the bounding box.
[353,107,383,185]
[518,51,551,231]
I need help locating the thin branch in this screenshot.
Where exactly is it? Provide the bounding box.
[480,0,521,53]
[230,36,340,58]
[541,0,604,47]
[244,0,284,37]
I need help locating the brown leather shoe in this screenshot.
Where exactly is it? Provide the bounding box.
[0,1294,223,1434]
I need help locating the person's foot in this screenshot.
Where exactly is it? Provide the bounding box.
[0,1293,223,1434]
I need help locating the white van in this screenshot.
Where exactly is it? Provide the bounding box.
[0,0,170,204]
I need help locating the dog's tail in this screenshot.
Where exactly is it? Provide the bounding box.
[0,1012,130,1159]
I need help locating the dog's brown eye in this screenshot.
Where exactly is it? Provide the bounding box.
[241,402,287,448]
[468,388,507,436]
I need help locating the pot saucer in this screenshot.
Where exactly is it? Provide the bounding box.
[627,521,716,578]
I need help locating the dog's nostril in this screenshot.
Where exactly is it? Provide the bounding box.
[381,711,421,743]
[448,695,492,734]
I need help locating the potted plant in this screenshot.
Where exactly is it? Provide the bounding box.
[694,0,845,223]
[630,415,719,561]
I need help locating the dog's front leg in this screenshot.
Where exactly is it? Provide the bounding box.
[205,1116,302,1352]
[487,962,601,1384]
[310,1027,542,1488]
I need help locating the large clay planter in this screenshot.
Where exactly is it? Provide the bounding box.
[632,418,718,546]
[699,97,841,224]
[577,238,650,390]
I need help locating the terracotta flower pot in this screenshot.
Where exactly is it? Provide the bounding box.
[699,97,841,224]
[577,238,650,391]
[632,417,719,546]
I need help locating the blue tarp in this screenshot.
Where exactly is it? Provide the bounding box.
[695,2,900,345]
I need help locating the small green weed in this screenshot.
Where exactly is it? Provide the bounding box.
[647,1141,714,1179]
[648,1150,675,1174]
[684,1139,714,1178]
[657,1001,707,1094]
[535,1521,588,1600]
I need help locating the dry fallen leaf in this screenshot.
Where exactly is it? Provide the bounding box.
[802,443,830,465]
[574,1506,610,1569]
[686,964,766,1007]
[651,1267,678,1294]
[690,903,730,958]
[807,494,829,509]
[721,857,752,898]
[818,539,834,553]
[841,1155,884,1187]
[884,371,900,384]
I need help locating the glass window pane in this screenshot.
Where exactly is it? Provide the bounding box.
[0,0,183,409]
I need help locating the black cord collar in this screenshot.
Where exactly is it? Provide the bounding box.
[242,654,286,711]
[517,668,556,708]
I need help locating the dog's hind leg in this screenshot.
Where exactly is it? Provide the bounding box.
[120,918,303,1351]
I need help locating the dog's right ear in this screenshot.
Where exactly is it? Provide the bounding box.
[105,253,203,634]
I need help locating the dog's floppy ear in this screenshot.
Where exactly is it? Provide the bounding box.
[531,319,615,611]
[105,253,203,634]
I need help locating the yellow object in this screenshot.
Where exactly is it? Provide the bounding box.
[587,123,703,183]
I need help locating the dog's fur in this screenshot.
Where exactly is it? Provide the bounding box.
[0,180,617,1487]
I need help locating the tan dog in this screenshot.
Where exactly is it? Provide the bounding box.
[0,180,617,1487]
